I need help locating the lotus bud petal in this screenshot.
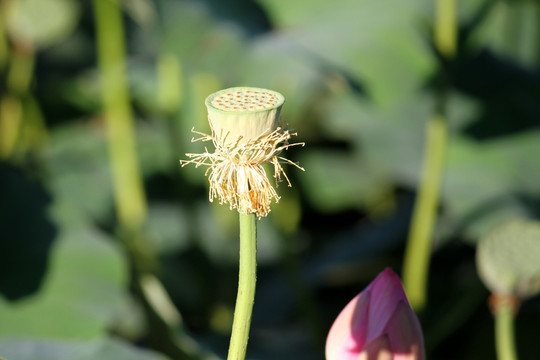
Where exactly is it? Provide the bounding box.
[357,335,393,360]
[326,268,425,360]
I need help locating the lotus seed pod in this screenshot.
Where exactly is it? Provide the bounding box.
[205,87,285,145]
[181,86,303,217]
[476,219,540,299]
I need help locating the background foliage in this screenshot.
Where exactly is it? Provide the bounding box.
[1,0,540,359]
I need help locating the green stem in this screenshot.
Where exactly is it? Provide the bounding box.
[402,0,456,311]
[92,0,147,231]
[157,53,183,114]
[227,213,257,360]
[7,46,35,95]
[0,43,35,160]
[434,0,457,58]
[494,295,518,360]
[0,0,8,70]
[0,96,22,159]
[403,114,448,310]
[92,5,207,359]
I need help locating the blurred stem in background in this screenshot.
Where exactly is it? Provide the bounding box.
[92,0,147,233]
[0,0,49,161]
[0,95,22,159]
[227,213,257,360]
[0,39,36,160]
[0,0,35,161]
[492,294,519,360]
[0,0,8,69]
[434,0,457,57]
[157,53,183,115]
[92,2,209,359]
[402,0,456,310]
[7,44,34,95]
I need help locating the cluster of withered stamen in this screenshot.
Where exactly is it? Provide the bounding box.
[180,127,304,218]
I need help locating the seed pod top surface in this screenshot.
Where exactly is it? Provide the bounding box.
[476,219,540,298]
[205,87,285,145]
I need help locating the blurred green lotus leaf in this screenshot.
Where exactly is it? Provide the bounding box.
[466,0,540,68]
[476,219,540,298]
[258,0,434,106]
[0,227,128,338]
[45,120,173,224]
[239,35,324,125]
[271,186,302,235]
[321,92,430,185]
[5,0,80,48]
[443,132,540,241]
[320,90,540,244]
[158,1,246,76]
[297,149,390,212]
[0,337,170,360]
[123,0,157,27]
[196,201,241,265]
[146,202,190,255]
[322,91,479,183]
[44,122,112,224]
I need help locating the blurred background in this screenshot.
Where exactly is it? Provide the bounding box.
[1,0,540,359]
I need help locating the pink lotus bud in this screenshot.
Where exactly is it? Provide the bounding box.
[326,268,425,360]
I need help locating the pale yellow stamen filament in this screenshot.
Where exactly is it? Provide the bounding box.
[180,127,304,217]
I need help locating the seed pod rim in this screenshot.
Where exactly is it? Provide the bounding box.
[205,86,285,115]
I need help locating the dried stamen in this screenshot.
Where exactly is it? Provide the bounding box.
[180,127,304,217]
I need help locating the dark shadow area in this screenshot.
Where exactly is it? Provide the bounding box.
[454,49,540,139]
[0,161,57,300]
[190,0,273,36]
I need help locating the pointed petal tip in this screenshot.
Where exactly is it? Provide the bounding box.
[326,268,424,360]
[379,267,401,283]
[368,268,408,302]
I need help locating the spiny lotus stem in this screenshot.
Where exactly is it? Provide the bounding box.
[180,87,304,218]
